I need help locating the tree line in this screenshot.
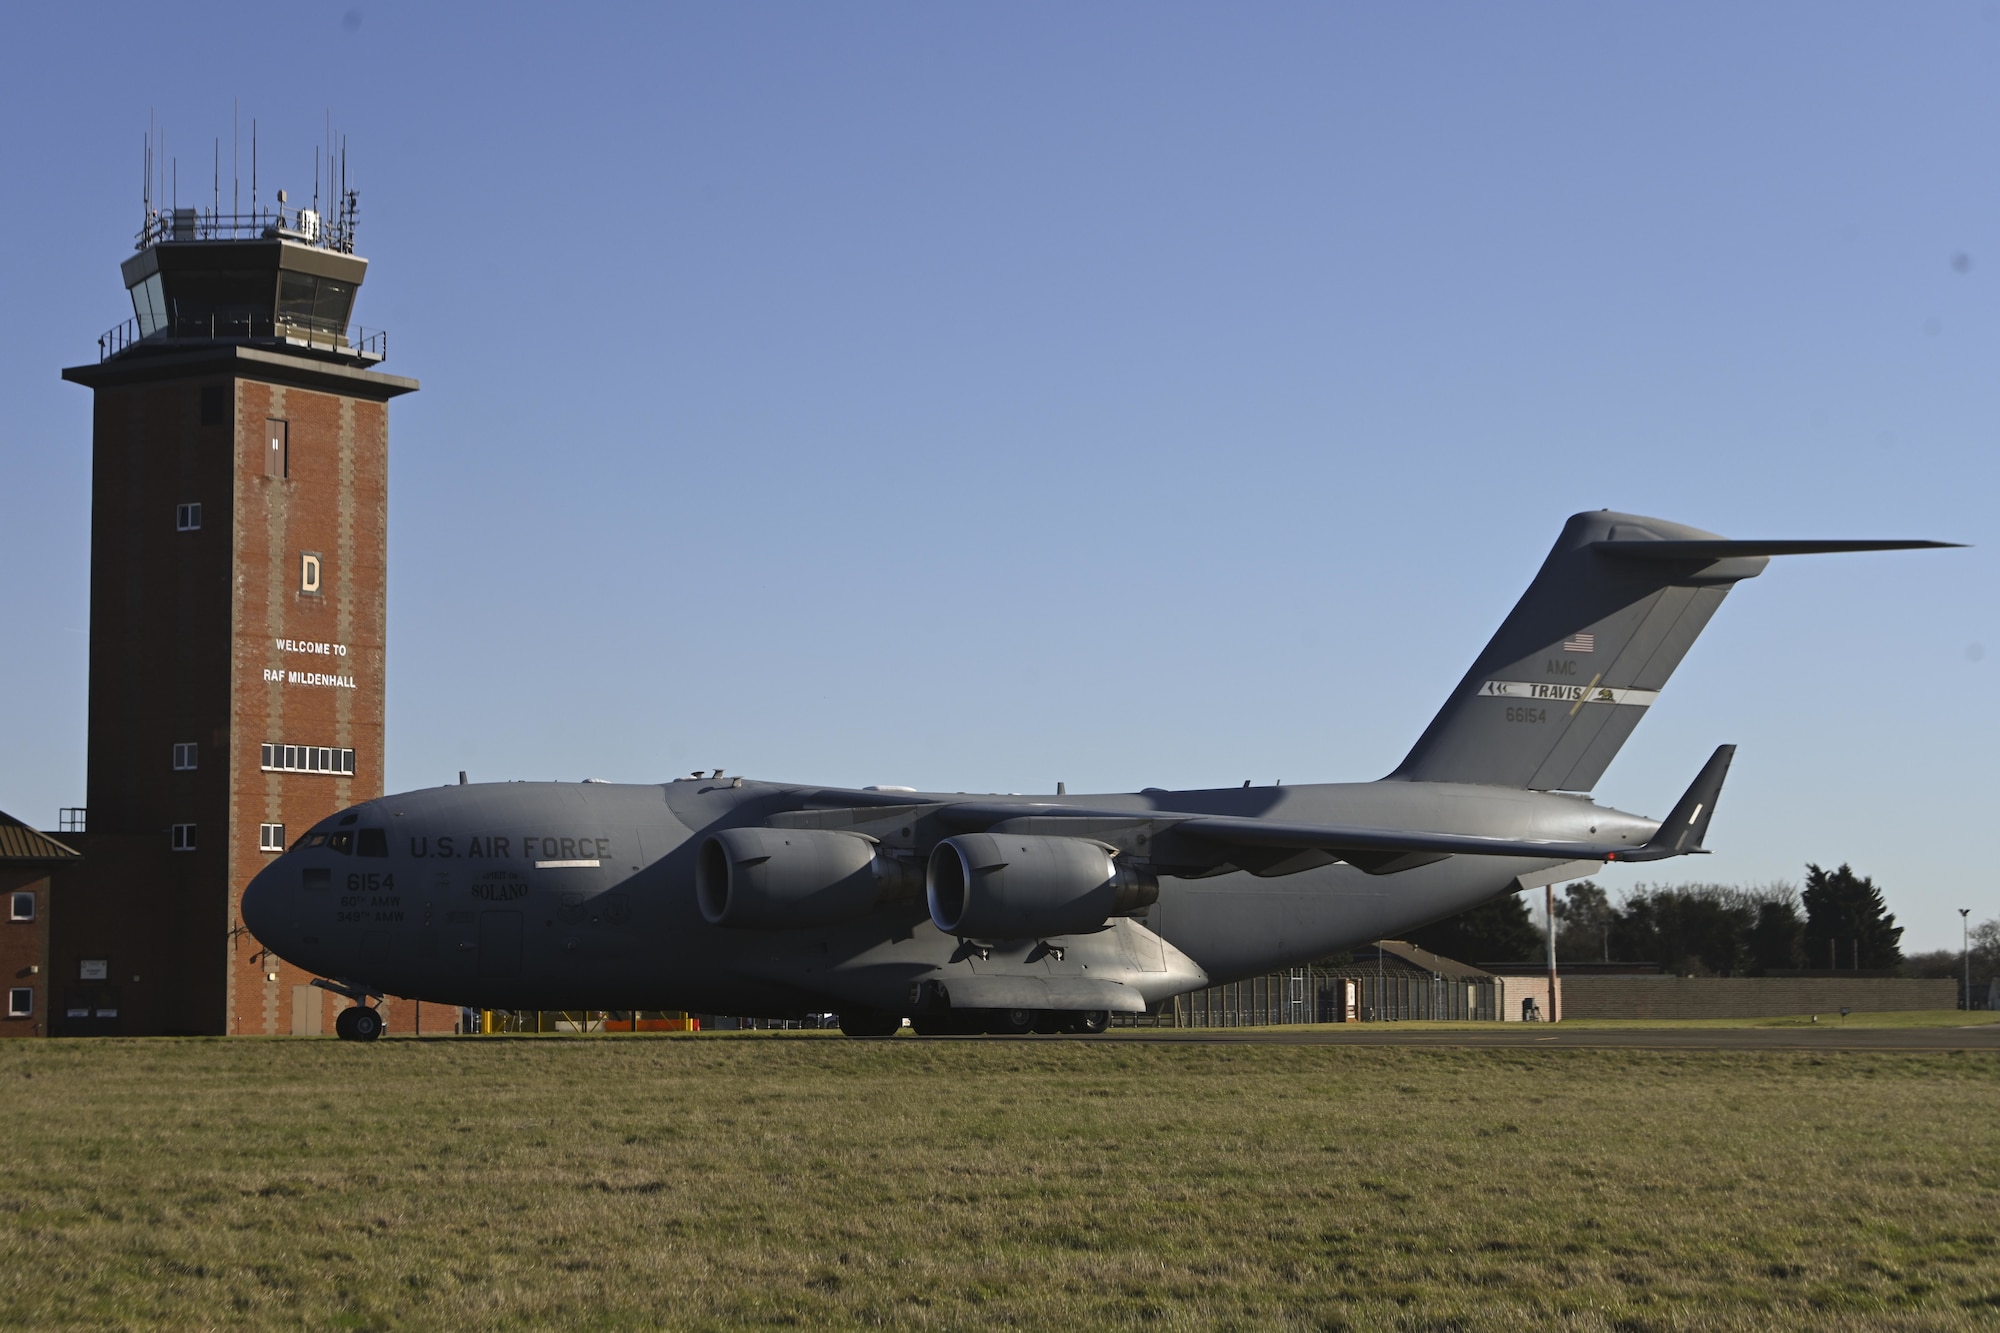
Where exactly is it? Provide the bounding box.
[1401,863,1976,978]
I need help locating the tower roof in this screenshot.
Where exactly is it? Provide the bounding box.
[98,189,386,369]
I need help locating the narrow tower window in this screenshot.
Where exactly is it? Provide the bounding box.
[172,742,197,770]
[265,420,289,478]
[170,824,196,852]
[175,502,202,531]
[8,892,33,921]
[259,823,286,853]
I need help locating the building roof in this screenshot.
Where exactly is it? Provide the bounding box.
[1372,939,1495,980]
[1319,940,1497,980]
[0,810,81,861]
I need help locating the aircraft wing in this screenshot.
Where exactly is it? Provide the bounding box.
[923,744,1737,876]
[1169,817,1649,862]
[1175,743,1735,872]
[927,803,1653,877]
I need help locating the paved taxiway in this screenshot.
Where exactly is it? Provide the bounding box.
[1096,1024,2000,1052]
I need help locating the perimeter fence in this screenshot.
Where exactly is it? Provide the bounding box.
[1113,965,1500,1028]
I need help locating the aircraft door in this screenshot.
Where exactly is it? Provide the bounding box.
[479,911,523,979]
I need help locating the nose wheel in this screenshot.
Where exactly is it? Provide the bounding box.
[334,1005,383,1042]
[312,977,386,1042]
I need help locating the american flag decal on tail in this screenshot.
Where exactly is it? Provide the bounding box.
[1562,632,1595,653]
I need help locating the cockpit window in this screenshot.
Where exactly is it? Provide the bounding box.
[356,829,388,858]
[327,831,354,855]
[337,812,359,827]
[299,832,327,849]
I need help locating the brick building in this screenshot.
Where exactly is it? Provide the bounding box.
[46,184,448,1035]
[1,812,76,1036]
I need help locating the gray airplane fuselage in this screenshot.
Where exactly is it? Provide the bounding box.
[239,509,1953,1027]
[242,775,1654,1017]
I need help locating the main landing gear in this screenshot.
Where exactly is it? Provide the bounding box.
[836,1011,905,1038]
[904,1008,1111,1037]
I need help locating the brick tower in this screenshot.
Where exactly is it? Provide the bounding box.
[55,166,427,1035]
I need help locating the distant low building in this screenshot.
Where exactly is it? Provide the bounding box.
[0,810,78,1036]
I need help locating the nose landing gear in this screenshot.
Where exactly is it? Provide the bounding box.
[333,1005,384,1042]
[312,976,386,1043]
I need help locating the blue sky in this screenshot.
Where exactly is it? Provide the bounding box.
[1,4,1992,950]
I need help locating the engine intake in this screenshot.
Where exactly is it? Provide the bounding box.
[927,833,1157,939]
[697,827,914,929]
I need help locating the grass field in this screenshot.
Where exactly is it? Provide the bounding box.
[1524,1010,2000,1029]
[1124,1010,2000,1032]
[3,1036,1996,1330]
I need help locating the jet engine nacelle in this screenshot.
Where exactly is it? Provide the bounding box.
[696,827,912,929]
[926,833,1158,939]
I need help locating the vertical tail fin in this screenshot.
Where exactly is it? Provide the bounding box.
[1390,511,1952,791]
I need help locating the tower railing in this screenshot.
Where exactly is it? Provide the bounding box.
[97,316,387,364]
[136,200,358,254]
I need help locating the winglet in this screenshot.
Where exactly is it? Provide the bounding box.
[1614,744,1735,861]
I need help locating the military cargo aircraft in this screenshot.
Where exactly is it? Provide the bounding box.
[242,510,1954,1040]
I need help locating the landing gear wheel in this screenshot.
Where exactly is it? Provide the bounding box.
[909,1013,963,1037]
[838,1011,903,1038]
[334,1006,358,1041]
[349,1007,383,1042]
[1066,1010,1110,1035]
[986,1008,1035,1035]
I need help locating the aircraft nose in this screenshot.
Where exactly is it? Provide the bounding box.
[241,857,293,954]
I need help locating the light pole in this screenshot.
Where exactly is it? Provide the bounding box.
[1546,882,1560,1023]
[1962,909,1973,1011]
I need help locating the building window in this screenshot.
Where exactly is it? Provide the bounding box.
[200,384,228,427]
[171,823,196,852]
[176,502,202,531]
[260,823,286,853]
[172,742,198,770]
[9,892,32,922]
[6,989,29,1019]
[260,743,355,775]
[266,419,289,478]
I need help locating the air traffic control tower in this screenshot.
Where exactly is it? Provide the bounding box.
[56,166,430,1035]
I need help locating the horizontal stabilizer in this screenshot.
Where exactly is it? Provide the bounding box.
[1595,538,1961,561]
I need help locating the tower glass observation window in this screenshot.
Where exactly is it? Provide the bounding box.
[130,274,166,337]
[261,743,356,775]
